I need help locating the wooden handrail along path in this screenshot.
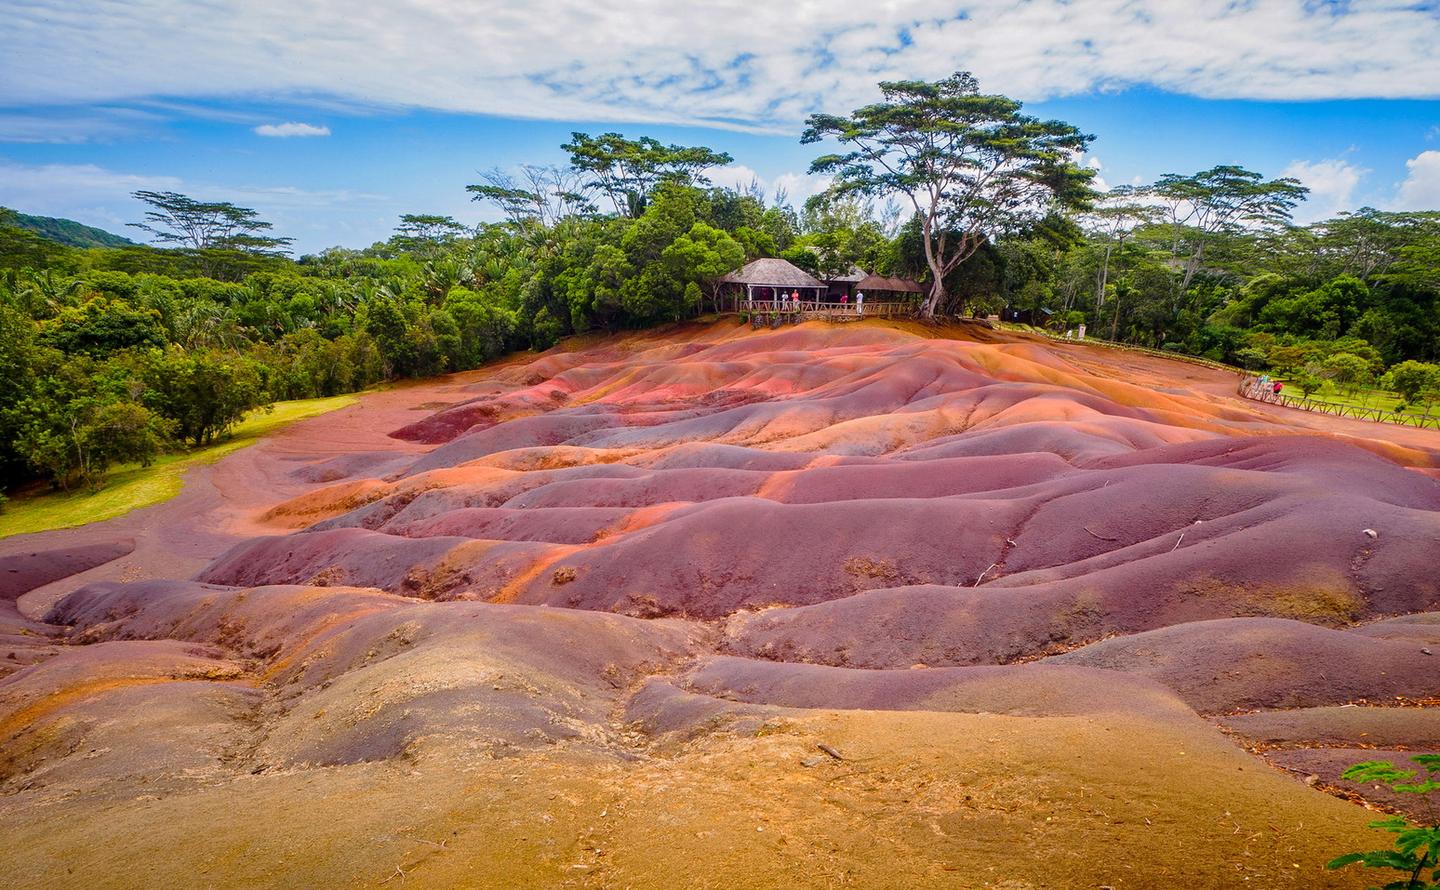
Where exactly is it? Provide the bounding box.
[733,298,916,328]
[1237,379,1440,430]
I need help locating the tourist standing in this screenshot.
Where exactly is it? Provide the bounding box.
[856,291,865,315]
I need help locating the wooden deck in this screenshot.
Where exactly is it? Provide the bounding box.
[732,299,916,327]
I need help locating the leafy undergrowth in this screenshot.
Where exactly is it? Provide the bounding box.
[1328,755,1440,890]
[0,394,357,539]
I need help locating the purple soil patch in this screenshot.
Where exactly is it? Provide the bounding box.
[198,529,559,600]
[386,506,634,544]
[0,539,135,600]
[680,655,1198,722]
[290,452,411,484]
[1049,617,1440,713]
[1354,612,1440,644]
[48,579,705,766]
[1264,747,1437,821]
[515,496,1025,618]
[1220,706,1440,748]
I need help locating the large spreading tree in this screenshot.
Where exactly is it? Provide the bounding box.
[802,71,1095,317]
[1149,165,1307,296]
[561,132,733,218]
[129,190,293,256]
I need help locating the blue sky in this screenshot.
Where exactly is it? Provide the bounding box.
[2,1,1439,253]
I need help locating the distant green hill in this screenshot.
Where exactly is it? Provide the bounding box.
[8,211,135,248]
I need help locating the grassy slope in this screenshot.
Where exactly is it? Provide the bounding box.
[0,394,357,539]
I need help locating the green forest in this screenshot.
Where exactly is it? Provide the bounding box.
[2,71,1438,500]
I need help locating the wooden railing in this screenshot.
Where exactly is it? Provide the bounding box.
[735,299,916,327]
[1237,381,1440,430]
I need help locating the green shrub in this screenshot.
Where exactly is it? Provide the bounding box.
[1327,754,1440,889]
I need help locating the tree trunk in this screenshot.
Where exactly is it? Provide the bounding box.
[920,277,945,319]
[1095,242,1113,308]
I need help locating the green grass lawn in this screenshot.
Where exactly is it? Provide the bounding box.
[0,393,358,540]
[1272,382,1440,428]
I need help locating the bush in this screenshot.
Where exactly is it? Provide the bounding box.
[1327,754,1440,889]
[139,349,269,446]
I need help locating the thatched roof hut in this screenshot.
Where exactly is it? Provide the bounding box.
[856,274,924,296]
[721,258,828,305]
[721,258,827,289]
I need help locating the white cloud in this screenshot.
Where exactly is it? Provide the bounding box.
[772,171,832,208]
[2,2,1439,130]
[253,121,331,138]
[706,164,831,208]
[1393,150,1440,210]
[1281,157,1367,222]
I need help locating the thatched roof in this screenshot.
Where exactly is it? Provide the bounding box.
[720,258,826,288]
[827,266,867,284]
[856,274,924,294]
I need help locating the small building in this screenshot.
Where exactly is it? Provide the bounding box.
[824,266,868,300]
[1000,306,1055,326]
[720,258,828,308]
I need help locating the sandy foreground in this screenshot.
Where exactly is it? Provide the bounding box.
[2,319,1438,889]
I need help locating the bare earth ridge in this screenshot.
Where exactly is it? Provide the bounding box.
[2,319,1438,889]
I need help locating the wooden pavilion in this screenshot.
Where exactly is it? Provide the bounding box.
[719,258,828,310]
[720,258,921,326]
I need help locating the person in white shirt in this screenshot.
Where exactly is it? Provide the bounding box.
[855,291,865,315]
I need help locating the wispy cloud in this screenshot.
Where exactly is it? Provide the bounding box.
[253,121,330,138]
[0,157,389,245]
[2,1,1439,129]
[0,106,163,143]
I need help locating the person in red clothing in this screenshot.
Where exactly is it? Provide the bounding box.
[1272,381,1283,398]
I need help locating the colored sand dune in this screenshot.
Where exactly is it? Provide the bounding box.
[2,320,1438,888]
